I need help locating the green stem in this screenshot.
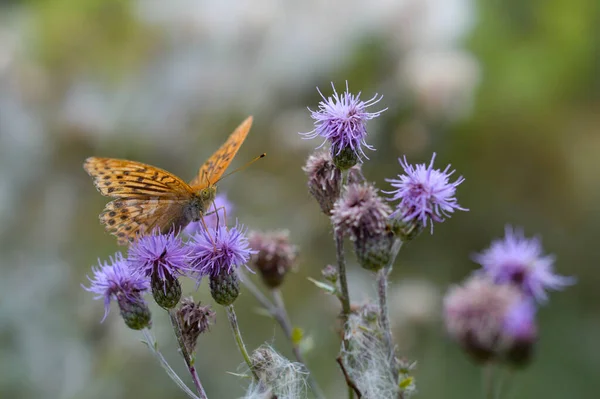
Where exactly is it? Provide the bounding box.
[272,289,326,399]
[226,304,258,380]
[168,309,208,399]
[483,362,495,399]
[377,238,403,376]
[141,329,201,399]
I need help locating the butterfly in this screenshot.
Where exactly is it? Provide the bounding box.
[84,116,253,245]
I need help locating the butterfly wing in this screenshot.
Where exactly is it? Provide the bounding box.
[84,157,196,244]
[100,198,189,245]
[84,157,194,199]
[190,116,253,189]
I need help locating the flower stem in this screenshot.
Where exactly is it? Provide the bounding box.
[483,362,495,399]
[377,238,403,375]
[272,288,326,399]
[141,328,201,399]
[226,304,259,380]
[168,309,208,399]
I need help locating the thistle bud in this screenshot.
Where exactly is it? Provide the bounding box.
[117,292,152,330]
[151,273,182,309]
[321,264,339,283]
[210,271,240,306]
[333,146,359,170]
[303,151,342,215]
[249,230,298,288]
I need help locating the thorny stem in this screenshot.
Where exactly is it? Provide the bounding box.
[141,329,201,399]
[168,309,208,399]
[377,238,403,377]
[337,169,354,399]
[226,304,259,380]
[272,288,326,399]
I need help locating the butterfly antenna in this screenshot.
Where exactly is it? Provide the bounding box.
[214,153,266,184]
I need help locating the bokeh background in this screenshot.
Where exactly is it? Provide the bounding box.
[1,0,598,398]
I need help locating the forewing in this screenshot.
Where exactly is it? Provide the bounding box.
[190,116,252,188]
[84,157,194,199]
[100,198,189,245]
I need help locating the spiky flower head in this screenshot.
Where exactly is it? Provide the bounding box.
[184,193,233,235]
[443,275,524,363]
[473,226,575,303]
[128,230,192,309]
[332,183,395,271]
[331,183,392,238]
[177,297,216,354]
[249,230,298,288]
[301,82,386,169]
[189,223,255,305]
[502,299,537,367]
[385,153,467,234]
[302,150,342,215]
[82,252,151,330]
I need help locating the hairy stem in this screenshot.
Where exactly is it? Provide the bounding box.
[226,304,259,380]
[167,311,208,399]
[141,329,201,399]
[377,238,403,376]
[272,288,326,399]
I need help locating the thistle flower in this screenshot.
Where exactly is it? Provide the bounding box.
[301,82,386,169]
[248,230,298,288]
[184,193,233,235]
[502,299,537,367]
[177,297,216,355]
[331,183,394,271]
[128,230,192,309]
[83,252,151,330]
[302,150,342,215]
[443,275,523,363]
[473,226,575,303]
[189,223,255,305]
[385,153,467,234]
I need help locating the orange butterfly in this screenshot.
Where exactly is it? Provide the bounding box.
[84,116,253,245]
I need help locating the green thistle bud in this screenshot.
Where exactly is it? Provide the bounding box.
[151,273,182,310]
[209,271,240,306]
[333,146,359,171]
[354,231,395,271]
[117,293,152,330]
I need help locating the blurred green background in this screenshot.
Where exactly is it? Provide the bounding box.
[0,0,598,398]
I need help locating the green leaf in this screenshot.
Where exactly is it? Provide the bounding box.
[307,277,336,294]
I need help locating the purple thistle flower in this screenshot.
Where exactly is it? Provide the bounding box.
[473,226,575,303]
[385,152,467,233]
[189,223,255,278]
[301,82,386,163]
[128,230,192,281]
[184,193,233,235]
[82,252,149,322]
[503,299,537,341]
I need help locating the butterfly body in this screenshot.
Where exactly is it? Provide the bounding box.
[84,117,251,245]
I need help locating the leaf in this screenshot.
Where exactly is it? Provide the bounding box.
[307,277,336,294]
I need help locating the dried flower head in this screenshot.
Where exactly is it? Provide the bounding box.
[189,223,255,305]
[184,193,233,235]
[82,252,151,330]
[249,345,308,399]
[385,153,467,234]
[301,82,386,169]
[473,226,575,303]
[302,150,342,215]
[249,230,298,288]
[331,183,392,238]
[177,297,216,354]
[128,230,191,309]
[443,275,524,363]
